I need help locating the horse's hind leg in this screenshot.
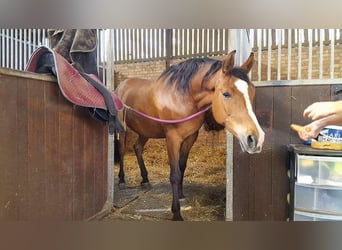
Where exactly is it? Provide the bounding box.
[179,131,199,199]
[116,131,127,188]
[133,135,150,186]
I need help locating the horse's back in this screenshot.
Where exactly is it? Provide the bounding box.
[116,78,151,98]
[115,78,166,137]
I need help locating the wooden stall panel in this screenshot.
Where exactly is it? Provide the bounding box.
[0,73,20,219]
[233,84,339,221]
[0,69,108,221]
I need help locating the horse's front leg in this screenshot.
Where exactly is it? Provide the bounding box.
[179,132,199,200]
[166,136,183,221]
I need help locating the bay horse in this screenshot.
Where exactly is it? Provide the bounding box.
[114,50,265,221]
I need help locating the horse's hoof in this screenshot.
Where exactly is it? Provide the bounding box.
[141,182,152,190]
[172,215,184,221]
[118,182,126,189]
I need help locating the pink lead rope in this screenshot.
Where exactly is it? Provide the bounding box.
[123,104,212,124]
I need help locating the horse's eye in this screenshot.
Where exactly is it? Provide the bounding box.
[223,91,231,98]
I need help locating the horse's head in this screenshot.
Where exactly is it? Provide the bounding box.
[211,50,265,154]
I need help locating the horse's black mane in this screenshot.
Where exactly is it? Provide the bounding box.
[158,57,221,93]
[158,57,251,93]
[230,67,250,84]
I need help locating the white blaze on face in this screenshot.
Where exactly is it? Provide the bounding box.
[234,79,265,149]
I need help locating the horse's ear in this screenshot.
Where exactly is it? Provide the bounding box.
[222,50,236,75]
[241,52,254,73]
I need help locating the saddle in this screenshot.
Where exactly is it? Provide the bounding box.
[26,46,124,134]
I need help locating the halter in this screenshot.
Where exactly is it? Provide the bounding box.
[123,104,212,124]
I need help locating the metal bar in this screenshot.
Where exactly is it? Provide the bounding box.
[297,29,302,80]
[5,29,9,68]
[267,29,272,81]
[287,29,292,80]
[308,29,313,79]
[319,29,324,79]
[277,29,281,80]
[257,29,262,81]
[1,30,4,67]
[330,29,335,79]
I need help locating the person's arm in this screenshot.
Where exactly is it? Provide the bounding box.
[303,100,342,120]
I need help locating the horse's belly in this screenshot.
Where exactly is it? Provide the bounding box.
[127,118,165,139]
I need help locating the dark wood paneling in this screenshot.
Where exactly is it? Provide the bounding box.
[0,69,108,220]
[0,73,19,219]
[271,86,292,220]
[233,84,339,221]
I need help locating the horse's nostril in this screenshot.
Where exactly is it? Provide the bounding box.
[247,135,256,148]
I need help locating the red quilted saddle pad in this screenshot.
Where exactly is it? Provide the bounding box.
[26,46,123,111]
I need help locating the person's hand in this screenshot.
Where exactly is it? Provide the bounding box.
[297,121,322,141]
[303,101,336,120]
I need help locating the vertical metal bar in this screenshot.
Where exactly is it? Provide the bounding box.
[136,29,140,60]
[23,29,27,69]
[32,29,36,52]
[297,29,302,80]
[96,29,101,77]
[267,29,272,81]
[6,29,9,68]
[14,29,18,70]
[10,29,14,68]
[319,29,324,79]
[146,29,149,60]
[19,29,23,70]
[163,29,166,58]
[287,29,292,80]
[194,29,198,55]
[257,29,262,81]
[155,29,158,58]
[123,29,127,61]
[226,29,241,221]
[1,30,3,67]
[180,28,183,56]
[308,29,313,79]
[105,29,115,207]
[103,30,107,83]
[28,29,32,57]
[135,29,139,60]
[330,29,335,79]
[277,29,282,80]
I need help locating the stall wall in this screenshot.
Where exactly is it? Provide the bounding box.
[0,69,108,220]
[233,83,342,220]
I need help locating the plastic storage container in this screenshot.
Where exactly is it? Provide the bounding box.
[289,144,342,221]
[296,154,342,186]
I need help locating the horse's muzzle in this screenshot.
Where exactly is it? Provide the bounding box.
[239,132,264,154]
